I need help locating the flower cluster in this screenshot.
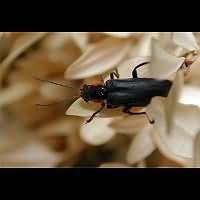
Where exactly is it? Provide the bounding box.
[0,32,199,167]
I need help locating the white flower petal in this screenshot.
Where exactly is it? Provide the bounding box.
[149,39,185,79]
[104,56,150,81]
[80,118,116,146]
[128,33,158,57]
[193,131,200,167]
[149,98,193,165]
[0,82,35,108]
[0,32,48,84]
[126,125,156,165]
[69,32,88,50]
[174,104,200,137]
[103,32,136,38]
[179,85,200,107]
[173,32,199,51]
[66,98,126,118]
[153,124,192,165]
[65,37,132,80]
[110,114,148,135]
[164,70,184,133]
[0,139,62,167]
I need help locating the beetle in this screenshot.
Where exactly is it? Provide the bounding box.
[35,62,172,124]
[80,62,172,123]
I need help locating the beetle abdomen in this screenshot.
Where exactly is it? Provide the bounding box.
[105,78,172,107]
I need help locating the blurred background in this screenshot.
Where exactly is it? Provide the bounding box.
[0,32,199,168]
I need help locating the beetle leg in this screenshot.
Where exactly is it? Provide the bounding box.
[86,103,105,123]
[132,62,150,78]
[110,69,120,80]
[123,107,155,124]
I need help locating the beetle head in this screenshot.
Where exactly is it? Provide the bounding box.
[80,84,106,102]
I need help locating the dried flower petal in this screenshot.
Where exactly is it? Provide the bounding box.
[110,115,148,135]
[66,98,127,118]
[0,82,35,107]
[0,139,62,167]
[173,32,199,51]
[174,104,200,137]
[103,32,136,38]
[149,98,194,165]
[0,32,48,84]
[65,37,132,79]
[164,70,184,133]
[127,125,156,164]
[80,118,116,146]
[179,85,200,107]
[149,39,185,79]
[104,56,150,81]
[69,32,88,50]
[193,131,200,167]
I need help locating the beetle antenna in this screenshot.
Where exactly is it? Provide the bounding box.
[35,96,80,108]
[33,76,77,89]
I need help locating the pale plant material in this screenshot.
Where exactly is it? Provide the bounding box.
[66,97,128,118]
[69,32,89,50]
[149,39,185,79]
[128,33,158,57]
[0,32,200,167]
[126,125,156,165]
[164,70,184,134]
[179,85,200,107]
[0,82,35,108]
[0,139,62,167]
[193,131,200,167]
[0,32,48,85]
[110,115,148,135]
[39,78,78,101]
[174,104,200,138]
[103,32,138,38]
[80,118,116,146]
[99,162,130,168]
[0,118,32,153]
[149,98,200,166]
[37,117,81,137]
[65,37,132,79]
[104,56,150,81]
[173,32,199,51]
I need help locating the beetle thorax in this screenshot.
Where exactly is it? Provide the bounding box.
[80,84,107,102]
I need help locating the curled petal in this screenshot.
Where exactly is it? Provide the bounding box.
[69,32,89,50]
[0,32,48,85]
[179,85,200,107]
[126,125,156,165]
[149,98,194,165]
[65,37,132,80]
[103,32,137,38]
[110,115,148,135]
[0,139,62,167]
[173,32,199,51]
[164,70,184,133]
[80,118,116,146]
[174,104,200,138]
[66,98,127,118]
[104,56,150,81]
[0,82,35,108]
[149,39,185,79]
[193,131,200,167]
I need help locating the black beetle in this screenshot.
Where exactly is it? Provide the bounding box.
[35,62,172,124]
[80,62,172,123]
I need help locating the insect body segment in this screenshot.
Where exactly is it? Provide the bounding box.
[81,62,172,124]
[34,62,172,124]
